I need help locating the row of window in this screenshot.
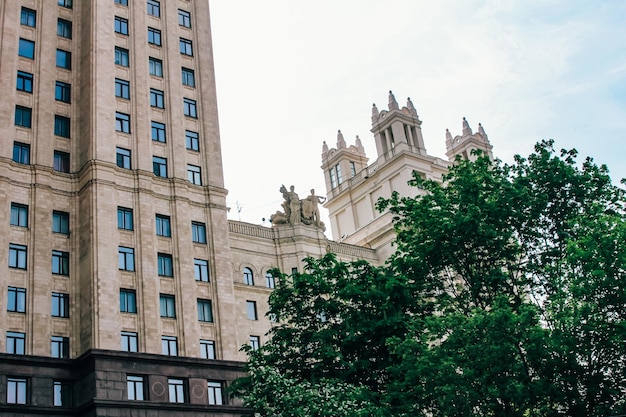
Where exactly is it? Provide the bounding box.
[9,204,276,287]
[13,144,70,172]
[7,332,69,358]
[19,38,72,68]
[114,8,192,38]
[8,244,69,274]
[9,206,69,233]
[17,71,72,104]
[14,106,71,141]
[7,289,68,317]
[5,375,224,407]
[7,377,70,406]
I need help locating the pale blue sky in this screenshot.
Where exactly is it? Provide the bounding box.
[210,1,626,228]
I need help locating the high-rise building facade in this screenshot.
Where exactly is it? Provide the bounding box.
[0,0,255,415]
[0,1,493,415]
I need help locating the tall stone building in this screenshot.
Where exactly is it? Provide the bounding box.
[0,1,492,416]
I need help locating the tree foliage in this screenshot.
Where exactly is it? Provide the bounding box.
[233,140,626,417]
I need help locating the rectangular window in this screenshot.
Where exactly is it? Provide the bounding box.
[21,7,36,27]
[18,38,35,59]
[335,164,343,185]
[120,289,137,313]
[182,67,195,87]
[178,9,191,28]
[57,19,72,39]
[7,287,26,313]
[53,151,70,173]
[187,164,201,185]
[180,38,193,56]
[52,251,70,276]
[151,121,165,143]
[191,221,206,244]
[249,335,260,351]
[200,340,215,359]
[115,78,130,99]
[51,336,69,358]
[52,211,70,234]
[149,57,163,77]
[9,244,27,270]
[115,47,129,67]
[183,98,197,118]
[194,259,209,282]
[160,294,176,318]
[168,378,185,403]
[17,71,33,93]
[266,272,276,289]
[153,156,167,177]
[117,207,133,230]
[147,0,160,17]
[53,381,71,407]
[329,169,337,189]
[158,253,173,277]
[243,268,254,285]
[51,292,70,317]
[55,81,71,103]
[15,105,32,128]
[115,0,128,6]
[161,336,177,356]
[148,27,161,46]
[10,203,28,228]
[185,130,199,151]
[116,112,130,133]
[121,331,138,352]
[58,0,73,8]
[118,246,135,271]
[350,161,357,177]
[6,332,25,355]
[114,16,128,35]
[54,115,71,138]
[200,339,215,359]
[246,300,258,320]
[150,88,165,108]
[7,378,27,404]
[197,299,213,322]
[12,142,30,164]
[207,381,224,405]
[116,147,131,169]
[56,49,71,69]
[155,214,171,237]
[127,375,145,400]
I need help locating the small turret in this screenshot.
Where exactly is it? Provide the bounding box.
[478,123,488,141]
[462,117,472,136]
[388,90,399,111]
[322,141,329,158]
[407,97,418,116]
[371,103,379,122]
[446,128,453,146]
[355,135,365,153]
[337,130,346,148]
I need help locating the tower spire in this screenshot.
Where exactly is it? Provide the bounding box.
[337,130,346,148]
[371,103,379,122]
[462,117,472,136]
[388,90,399,110]
[407,97,417,116]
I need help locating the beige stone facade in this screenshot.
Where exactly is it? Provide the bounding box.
[0,1,493,414]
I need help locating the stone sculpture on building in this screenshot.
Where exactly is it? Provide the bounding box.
[270,185,326,231]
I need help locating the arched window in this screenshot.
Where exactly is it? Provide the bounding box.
[243,267,254,285]
[265,272,276,289]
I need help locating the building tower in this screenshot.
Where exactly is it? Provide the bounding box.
[0,1,247,414]
[322,91,493,260]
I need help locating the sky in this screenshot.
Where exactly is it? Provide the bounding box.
[209,0,626,235]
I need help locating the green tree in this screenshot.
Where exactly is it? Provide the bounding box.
[234,141,626,417]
